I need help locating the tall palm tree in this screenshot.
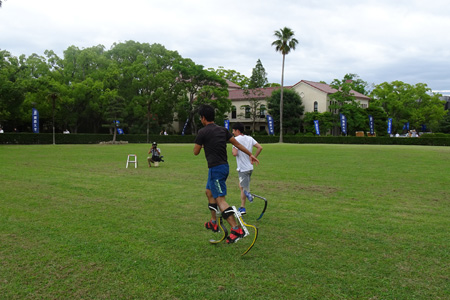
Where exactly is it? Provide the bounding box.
[272,27,299,142]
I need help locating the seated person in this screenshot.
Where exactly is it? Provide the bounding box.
[147,142,164,167]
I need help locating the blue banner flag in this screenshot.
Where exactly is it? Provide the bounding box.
[387,118,393,134]
[181,118,189,136]
[266,115,274,135]
[369,115,374,135]
[224,119,229,130]
[32,108,39,133]
[117,128,124,135]
[340,113,347,135]
[314,120,320,135]
[403,122,409,131]
[421,124,427,132]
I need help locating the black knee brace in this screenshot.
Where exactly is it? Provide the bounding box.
[208,203,218,212]
[222,207,234,219]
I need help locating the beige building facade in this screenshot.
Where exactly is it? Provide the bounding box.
[227,80,371,133]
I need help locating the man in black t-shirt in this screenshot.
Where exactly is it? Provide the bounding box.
[194,105,259,243]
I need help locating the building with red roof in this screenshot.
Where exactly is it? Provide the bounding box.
[227,80,371,134]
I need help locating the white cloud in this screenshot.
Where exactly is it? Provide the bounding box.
[1,0,449,90]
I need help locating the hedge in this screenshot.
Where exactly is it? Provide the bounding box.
[0,133,196,145]
[0,133,449,146]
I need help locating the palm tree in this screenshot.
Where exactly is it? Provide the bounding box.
[272,27,299,142]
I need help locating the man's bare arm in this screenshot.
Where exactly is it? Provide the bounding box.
[193,144,202,156]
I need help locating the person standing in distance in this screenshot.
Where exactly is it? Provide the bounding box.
[232,122,263,215]
[193,105,259,244]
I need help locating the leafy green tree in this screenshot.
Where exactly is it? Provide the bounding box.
[438,111,450,133]
[303,111,334,135]
[329,77,368,135]
[176,59,229,134]
[365,105,388,136]
[69,78,104,133]
[268,88,304,134]
[272,27,299,142]
[342,73,371,95]
[338,104,367,135]
[0,51,28,130]
[21,54,55,133]
[101,89,126,143]
[265,83,281,87]
[208,66,249,88]
[106,41,181,138]
[249,59,268,89]
[34,46,108,133]
[195,84,231,128]
[371,81,446,133]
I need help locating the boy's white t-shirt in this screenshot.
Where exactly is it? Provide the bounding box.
[234,135,257,172]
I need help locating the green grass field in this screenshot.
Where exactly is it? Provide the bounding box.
[0,143,449,299]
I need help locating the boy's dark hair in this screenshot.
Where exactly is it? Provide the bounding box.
[198,104,215,122]
[232,122,244,133]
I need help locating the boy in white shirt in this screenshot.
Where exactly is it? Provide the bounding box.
[232,123,263,215]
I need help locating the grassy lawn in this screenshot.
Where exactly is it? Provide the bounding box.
[0,143,449,299]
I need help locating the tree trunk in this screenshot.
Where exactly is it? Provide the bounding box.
[146,117,150,143]
[147,103,151,143]
[51,94,57,145]
[113,127,117,144]
[279,54,285,143]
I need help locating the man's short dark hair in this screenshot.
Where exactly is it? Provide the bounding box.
[198,104,215,122]
[232,122,244,133]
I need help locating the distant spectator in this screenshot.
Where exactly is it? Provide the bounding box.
[0,127,4,133]
[63,129,70,134]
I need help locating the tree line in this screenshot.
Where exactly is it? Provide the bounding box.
[1,39,449,137]
[0,41,235,136]
[300,74,449,136]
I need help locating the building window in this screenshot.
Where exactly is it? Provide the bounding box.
[245,106,250,118]
[232,106,236,119]
[260,105,266,118]
[314,101,318,112]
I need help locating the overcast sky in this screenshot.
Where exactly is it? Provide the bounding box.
[1,0,449,94]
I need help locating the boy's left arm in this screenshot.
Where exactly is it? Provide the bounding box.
[254,143,263,158]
